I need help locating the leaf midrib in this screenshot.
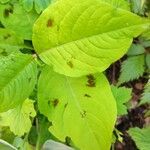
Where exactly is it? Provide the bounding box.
[65,76,102,147]
[39,21,149,55]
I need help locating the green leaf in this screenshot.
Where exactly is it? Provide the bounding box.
[0,53,37,112]
[127,44,145,56]
[38,66,117,150]
[103,0,130,10]
[130,0,145,15]
[20,0,34,12]
[0,28,23,55]
[0,99,36,136]
[0,139,17,150]
[146,54,150,71]
[0,0,10,4]
[33,0,149,77]
[42,140,74,150]
[118,55,145,84]
[140,80,150,105]
[0,2,38,40]
[111,85,132,115]
[20,0,51,13]
[34,0,51,14]
[128,127,150,150]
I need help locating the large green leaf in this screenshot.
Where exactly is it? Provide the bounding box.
[0,53,37,112]
[38,66,117,150]
[0,99,36,136]
[0,2,38,40]
[33,0,149,77]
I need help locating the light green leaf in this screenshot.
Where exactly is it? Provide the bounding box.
[0,99,36,136]
[0,139,17,150]
[38,66,117,150]
[111,85,132,115]
[118,55,145,84]
[140,80,150,105]
[0,2,38,40]
[128,127,150,150]
[33,0,149,77]
[0,28,23,55]
[0,53,37,112]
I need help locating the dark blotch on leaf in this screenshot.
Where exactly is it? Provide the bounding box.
[3,7,13,18]
[47,19,53,27]
[80,110,86,118]
[48,99,59,107]
[67,61,74,68]
[28,77,32,82]
[64,103,68,108]
[3,34,11,40]
[84,94,91,98]
[86,74,96,87]
[65,136,72,146]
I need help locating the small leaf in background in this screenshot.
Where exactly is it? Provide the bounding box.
[33,0,149,77]
[0,28,23,55]
[20,0,51,14]
[42,140,74,150]
[0,2,38,40]
[34,0,52,14]
[128,127,150,150]
[0,139,17,150]
[20,0,34,12]
[127,44,145,56]
[130,0,145,15]
[0,99,36,136]
[38,66,117,150]
[118,55,145,84]
[111,85,132,115]
[0,53,37,112]
[140,80,150,105]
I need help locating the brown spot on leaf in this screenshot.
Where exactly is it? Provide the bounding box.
[47,19,53,27]
[86,74,96,87]
[48,98,59,107]
[80,110,86,118]
[52,99,59,107]
[3,7,13,18]
[67,61,74,68]
[84,94,91,98]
